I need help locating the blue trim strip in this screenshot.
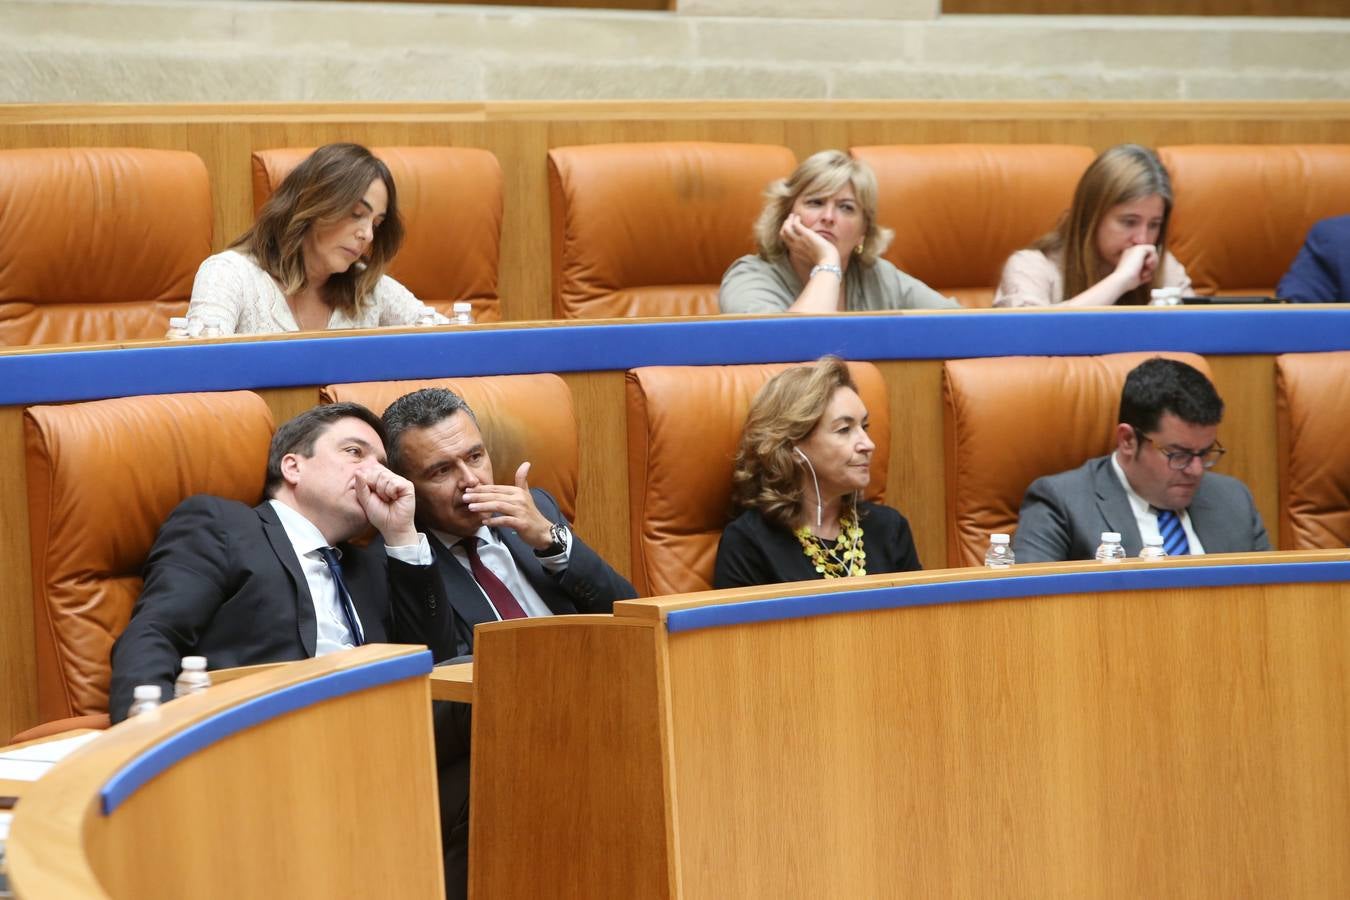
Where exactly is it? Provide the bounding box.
[99,650,432,815]
[665,560,1350,634]
[5,308,1350,405]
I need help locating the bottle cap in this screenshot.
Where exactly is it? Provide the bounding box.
[452,301,471,312]
[181,655,207,671]
[990,533,1010,544]
[1101,532,1122,542]
[168,316,189,327]
[133,685,161,700]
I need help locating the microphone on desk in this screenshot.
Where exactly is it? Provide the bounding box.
[793,446,823,529]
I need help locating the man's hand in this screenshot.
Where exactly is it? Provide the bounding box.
[355,461,419,547]
[462,461,555,550]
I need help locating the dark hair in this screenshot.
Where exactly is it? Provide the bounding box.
[382,388,479,475]
[231,143,404,317]
[264,402,386,497]
[1119,357,1224,433]
[1034,143,1174,307]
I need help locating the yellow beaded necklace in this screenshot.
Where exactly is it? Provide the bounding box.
[794,508,867,578]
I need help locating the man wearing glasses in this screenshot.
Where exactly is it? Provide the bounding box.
[1014,357,1270,562]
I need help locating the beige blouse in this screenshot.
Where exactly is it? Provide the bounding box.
[185,250,445,335]
[993,248,1193,308]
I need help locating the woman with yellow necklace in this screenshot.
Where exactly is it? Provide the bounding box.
[713,356,922,589]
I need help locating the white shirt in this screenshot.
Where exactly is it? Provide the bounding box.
[430,524,571,621]
[269,500,431,653]
[1109,454,1206,555]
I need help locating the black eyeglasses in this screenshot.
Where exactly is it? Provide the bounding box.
[1132,427,1227,471]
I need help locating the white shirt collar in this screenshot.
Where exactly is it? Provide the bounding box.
[268,499,331,555]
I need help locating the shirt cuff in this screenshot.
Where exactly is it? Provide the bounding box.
[385,533,433,566]
[535,527,572,574]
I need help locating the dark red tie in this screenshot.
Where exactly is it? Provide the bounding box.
[460,538,527,620]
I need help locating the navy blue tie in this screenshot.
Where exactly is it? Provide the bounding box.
[316,546,365,646]
[1155,508,1191,556]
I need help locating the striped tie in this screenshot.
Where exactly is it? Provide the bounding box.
[1155,508,1191,556]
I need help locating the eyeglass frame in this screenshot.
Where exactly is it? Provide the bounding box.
[1130,426,1227,471]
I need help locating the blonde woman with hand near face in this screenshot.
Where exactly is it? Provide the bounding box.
[185,142,444,336]
[994,144,1192,308]
[719,150,958,315]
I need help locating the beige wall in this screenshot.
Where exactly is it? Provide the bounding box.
[0,0,1347,102]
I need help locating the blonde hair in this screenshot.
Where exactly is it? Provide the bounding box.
[1034,143,1174,307]
[731,356,859,531]
[231,143,404,317]
[753,150,892,267]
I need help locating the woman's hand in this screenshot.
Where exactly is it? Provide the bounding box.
[780,214,842,271]
[1113,243,1160,291]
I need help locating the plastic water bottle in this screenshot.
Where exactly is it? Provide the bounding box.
[451,301,474,326]
[174,656,212,699]
[128,685,163,717]
[200,318,223,339]
[165,317,192,340]
[1094,532,1126,564]
[1139,539,1168,562]
[415,310,439,327]
[984,533,1014,569]
[1150,287,1183,307]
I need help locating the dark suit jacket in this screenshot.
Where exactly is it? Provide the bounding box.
[1013,454,1271,563]
[1279,214,1350,302]
[109,495,429,723]
[393,488,636,663]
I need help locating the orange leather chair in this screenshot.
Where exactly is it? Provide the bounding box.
[321,374,579,523]
[850,144,1095,308]
[943,352,1211,567]
[1159,145,1350,296]
[20,391,273,740]
[625,361,889,597]
[547,142,797,319]
[0,147,211,346]
[252,146,504,323]
[1276,352,1350,549]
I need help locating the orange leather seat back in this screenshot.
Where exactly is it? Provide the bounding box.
[943,352,1212,567]
[1276,352,1350,549]
[252,146,504,322]
[0,148,211,346]
[626,361,889,597]
[851,144,1095,308]
[321,374,579,523]
[25,392,273,722]
[1159,145,1350,296]
[547,142,797,319]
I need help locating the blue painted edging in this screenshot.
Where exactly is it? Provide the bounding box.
[665,560,1350,634]
[99,649,432,815]
[5,308,1350,406]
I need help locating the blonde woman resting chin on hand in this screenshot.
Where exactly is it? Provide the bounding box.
[719,150,959,315]
[994,143,1193,308]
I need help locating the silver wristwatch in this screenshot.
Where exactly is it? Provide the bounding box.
[534,522,569,557]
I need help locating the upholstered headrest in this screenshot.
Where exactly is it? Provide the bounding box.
[252,146,504,322]
[626,361,889,597]
[25,391,273,720]
[321,374,579,523]
[1276,351,1350,550]
[548,142,797,319]
[943,351,1212,567]
[852,144,1095,308]
[0,147,211,345]
[1160,144,1350,296]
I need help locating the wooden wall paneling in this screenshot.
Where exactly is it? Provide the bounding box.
[662,578,1350,896]
[257,385,325,430]
[560,369,633,581]
[0,406,37,739]
[876,359,948,570]
[1204,353,1280,549]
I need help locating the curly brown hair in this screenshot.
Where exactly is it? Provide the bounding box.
[731,356,858,531]
[231,142,404,317]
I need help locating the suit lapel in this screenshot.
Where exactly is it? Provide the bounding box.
[1186,480,1227,553]
[256,502,318,657]
[428,531,499,628]
[1091,457,1145,556]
